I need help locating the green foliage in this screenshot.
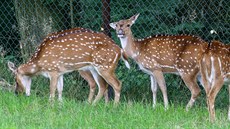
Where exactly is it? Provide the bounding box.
[0,91,230,128]
[0,55,16,84]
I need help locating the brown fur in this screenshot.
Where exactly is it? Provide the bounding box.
[199,40,230,122]
[110,14,208,109]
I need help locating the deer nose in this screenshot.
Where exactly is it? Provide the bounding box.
[117,29,124,35]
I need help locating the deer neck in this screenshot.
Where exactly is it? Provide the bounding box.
[18,62,39,76]
[119,33,139,59]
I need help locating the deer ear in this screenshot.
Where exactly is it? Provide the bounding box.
[7,61,16,73]
[109,22,117,29]
[129,13,140,24]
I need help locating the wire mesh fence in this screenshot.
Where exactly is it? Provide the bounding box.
[0,0,229,105]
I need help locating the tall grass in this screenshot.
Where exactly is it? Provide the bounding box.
[0,90,229,129]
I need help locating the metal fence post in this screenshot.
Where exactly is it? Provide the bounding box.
[102,0,113,100]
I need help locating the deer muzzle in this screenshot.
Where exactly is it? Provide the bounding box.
[117,29,125,38]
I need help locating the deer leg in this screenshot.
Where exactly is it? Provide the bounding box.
[57,75,63,102]
[97,68,121,104]
[104,87,109,103]
[204,84,212,122]
[181,73,201,111]
[49,72,59,102]
[150,75,157,108]
[152,70,169,109]
[79,70,97,104]
[80,70,109,104]
[207,94,215,123]
[90,69,107,104]
[207,78,224,122]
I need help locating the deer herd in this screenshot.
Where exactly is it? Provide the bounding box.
[6,14,229,122]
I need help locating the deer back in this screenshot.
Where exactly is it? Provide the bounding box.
[135,35,208,74]
[18,28,121,75]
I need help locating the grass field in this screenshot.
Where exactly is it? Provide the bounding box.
[0,90,229,129]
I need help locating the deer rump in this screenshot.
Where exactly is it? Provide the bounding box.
[199,40,230,122]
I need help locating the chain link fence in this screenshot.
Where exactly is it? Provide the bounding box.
[0,0,229,105]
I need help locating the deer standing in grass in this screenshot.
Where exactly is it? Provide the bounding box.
[8,27,129,104]
[199,40,230,122]
[47,27,109,103]
[110,14,208,109]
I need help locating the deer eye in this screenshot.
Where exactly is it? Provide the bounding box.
[127,24,130,27]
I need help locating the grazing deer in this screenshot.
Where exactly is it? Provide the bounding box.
[8,27,130,104]
[199,40,230,122]
[47,27,109,103]
[46,27,109,103]
[8,27,109,103]
[110,14,208,109]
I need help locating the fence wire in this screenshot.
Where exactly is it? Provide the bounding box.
[0,0,229,103]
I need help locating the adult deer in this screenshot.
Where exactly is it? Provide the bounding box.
[110,14,208,109]
[47,27,109,103]
[199,40,230,122]
[8,27,129,104]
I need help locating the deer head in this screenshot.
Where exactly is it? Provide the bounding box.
[110,13,139,38]
[8,61,31,96]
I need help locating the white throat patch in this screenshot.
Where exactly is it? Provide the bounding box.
[19,75,31,96]
[119,37,128,49]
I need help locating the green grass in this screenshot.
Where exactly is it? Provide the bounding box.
[0,91,229,129]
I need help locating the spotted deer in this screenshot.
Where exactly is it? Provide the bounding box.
[199,40,230,122]
[47,27,109,103]
[110,14,208,109]
[8,27,130,104]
